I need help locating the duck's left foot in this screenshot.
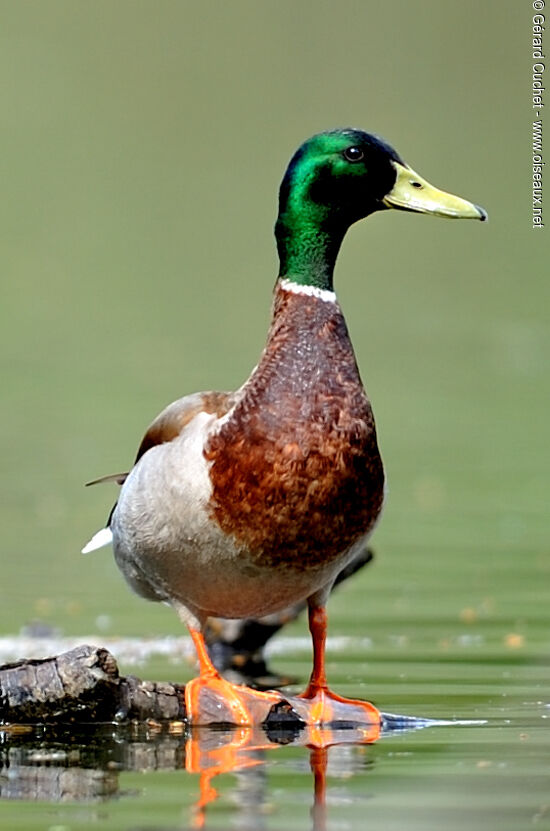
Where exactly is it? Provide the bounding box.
[185,625,284,726]
[292,684,382,731]
[184,673,283,726]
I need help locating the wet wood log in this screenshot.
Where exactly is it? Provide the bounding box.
[0,644,187,724]
[0,645,308,729]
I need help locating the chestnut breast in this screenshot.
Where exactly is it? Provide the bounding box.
[204,287,385,569]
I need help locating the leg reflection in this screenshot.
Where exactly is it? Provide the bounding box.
[310,745,328,831]
[186,726,273,829]
[185,723,379,829]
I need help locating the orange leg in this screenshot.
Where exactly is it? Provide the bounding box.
[298,605,381,731]
[185,627,281,726]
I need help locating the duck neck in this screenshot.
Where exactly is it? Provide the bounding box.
[276,219,345,291]
[275,187,347,293]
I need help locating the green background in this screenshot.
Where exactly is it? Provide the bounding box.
[1,2,549,830]
[1,0,547,671]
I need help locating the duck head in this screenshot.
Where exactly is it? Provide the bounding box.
[275,128,487,291]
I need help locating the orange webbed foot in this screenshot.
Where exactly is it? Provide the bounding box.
[289,605,382,741]
[296,684,381,726]
[185,625,283,726]
[184,673,282,726]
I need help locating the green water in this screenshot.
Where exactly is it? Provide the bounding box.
[1,683,549,830]
[1,0,548,828]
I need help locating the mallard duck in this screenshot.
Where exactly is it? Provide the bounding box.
[83,128,486,726]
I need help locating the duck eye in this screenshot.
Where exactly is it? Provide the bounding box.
[343,146,364,162]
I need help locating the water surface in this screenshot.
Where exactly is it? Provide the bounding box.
[1,635,548,831]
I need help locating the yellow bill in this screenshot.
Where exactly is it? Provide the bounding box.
[383,162,487,221]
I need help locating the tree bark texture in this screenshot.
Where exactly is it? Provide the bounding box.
[0,644,187,724]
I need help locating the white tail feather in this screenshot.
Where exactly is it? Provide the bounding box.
[82,527,113,554]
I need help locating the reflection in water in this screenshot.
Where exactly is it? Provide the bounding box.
[0,715,434,828]
[185,721,380,830]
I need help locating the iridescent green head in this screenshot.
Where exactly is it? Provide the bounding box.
[275,128,487,291]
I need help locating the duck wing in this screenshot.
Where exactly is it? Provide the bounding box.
[82,390,235,553]
[133,390,235,463]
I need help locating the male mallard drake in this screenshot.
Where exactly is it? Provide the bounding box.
[83,128,486,726]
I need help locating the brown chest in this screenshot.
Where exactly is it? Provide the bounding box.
[204,288,384,569]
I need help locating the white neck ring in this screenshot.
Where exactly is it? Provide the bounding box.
[279,278,337,303]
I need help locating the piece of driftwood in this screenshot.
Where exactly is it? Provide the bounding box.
[0,644,311,730]
[0,644,187,724]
